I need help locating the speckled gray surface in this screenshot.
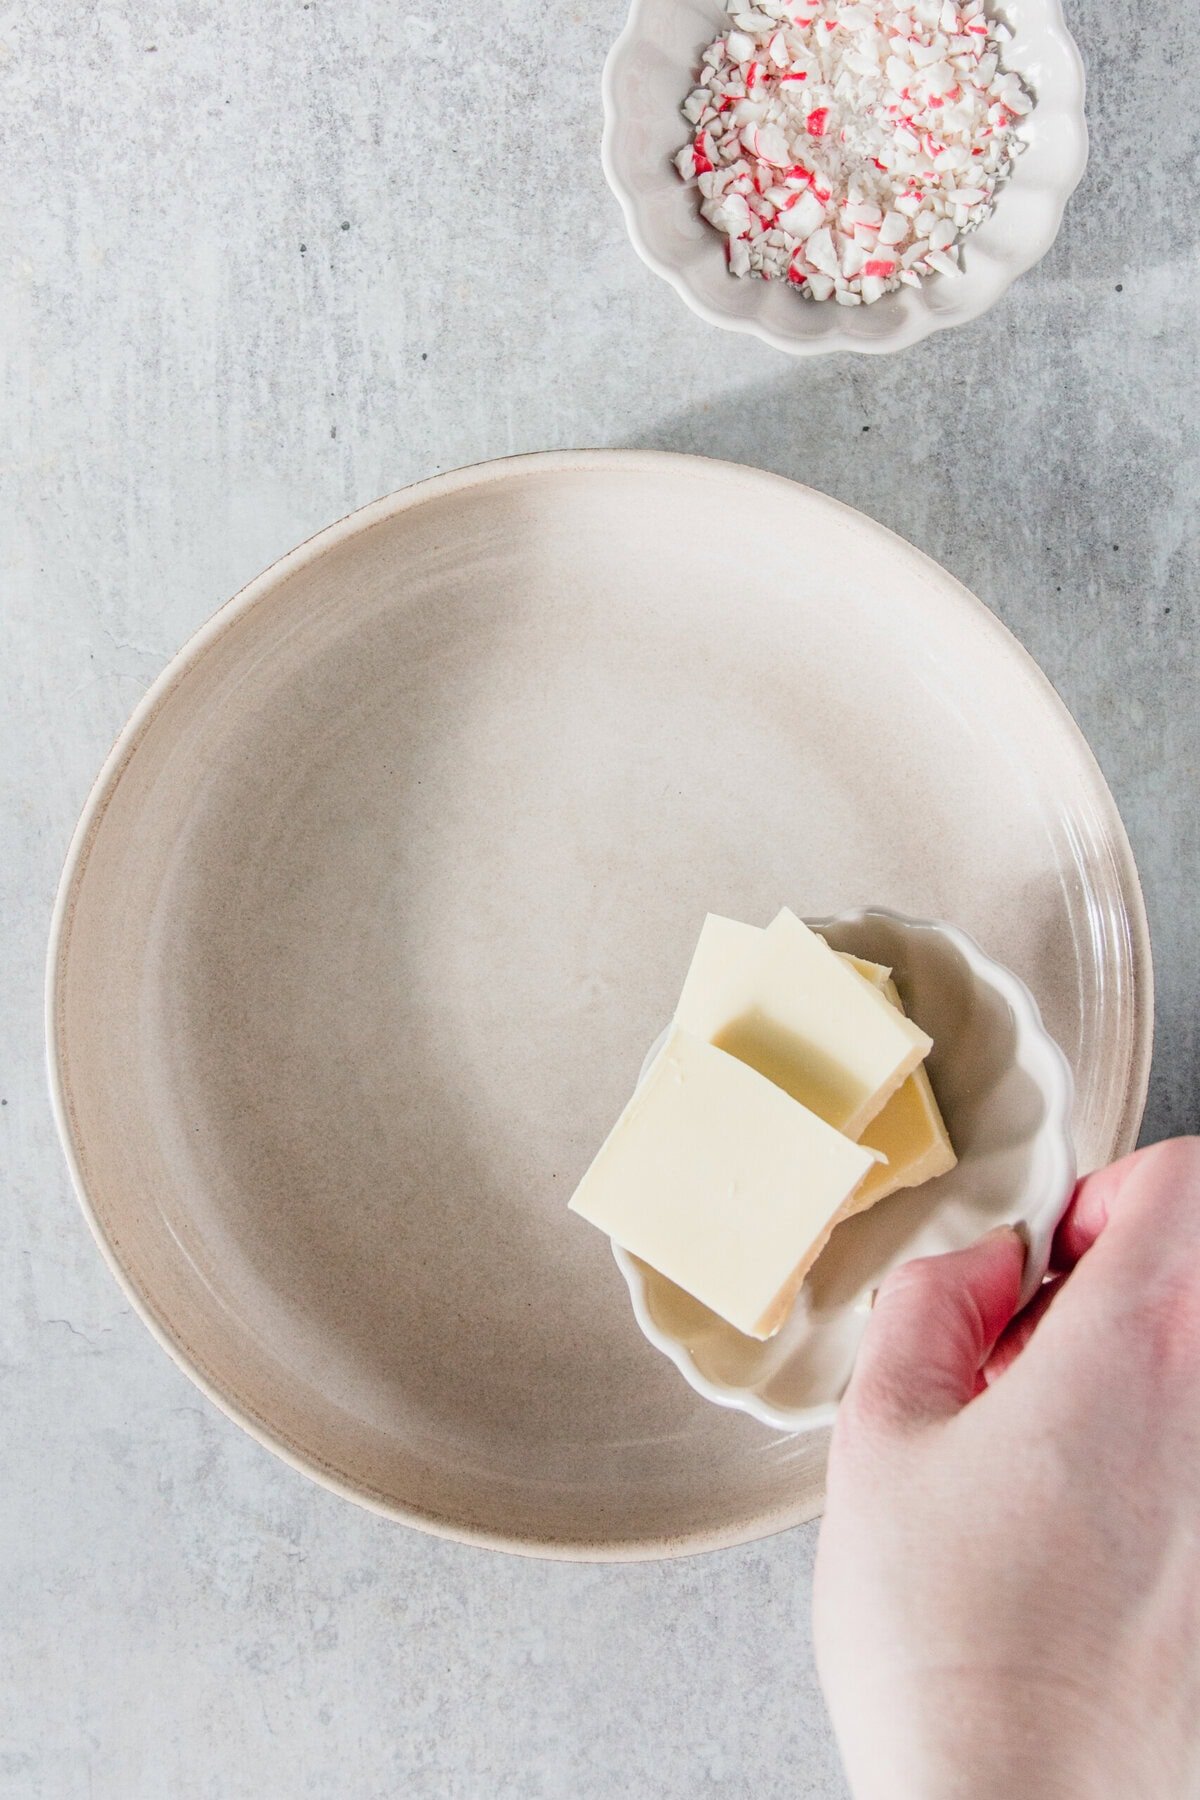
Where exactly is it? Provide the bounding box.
[1,1,1197,1795]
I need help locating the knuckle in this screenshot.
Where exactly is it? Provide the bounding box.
[877,1255,944,1306]
[839,1366,912,1441]
[877,1256,969,1345]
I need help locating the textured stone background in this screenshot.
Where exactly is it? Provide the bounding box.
[1,1,1196,1795]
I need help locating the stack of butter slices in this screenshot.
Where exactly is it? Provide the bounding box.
[569,909,955,1340]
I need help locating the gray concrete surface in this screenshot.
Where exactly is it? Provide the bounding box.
[1,1,1196,1795]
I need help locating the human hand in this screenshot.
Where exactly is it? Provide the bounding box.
[813,1139,1200,1800]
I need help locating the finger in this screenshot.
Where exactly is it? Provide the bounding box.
[1053,1139,1200,1274]
[982,1276,1061,1384]
[845,1225,1025,1432]
[1052,1152,1142,1271]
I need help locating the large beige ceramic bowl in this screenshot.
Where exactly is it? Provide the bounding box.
[48,452,1151,1560]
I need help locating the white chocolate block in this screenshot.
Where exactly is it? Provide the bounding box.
[568,1026,879,1339]
[848,977,957,1211]
[676,908,931,1139]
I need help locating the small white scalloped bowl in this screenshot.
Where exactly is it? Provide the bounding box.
[602,0,1088,355]
[612,909,1075,1430]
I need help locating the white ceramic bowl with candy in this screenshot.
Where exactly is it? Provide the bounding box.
[612,909,1076,1431]
[602,0,1087,355]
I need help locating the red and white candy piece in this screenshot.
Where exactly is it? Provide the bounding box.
[673,0,1029,304]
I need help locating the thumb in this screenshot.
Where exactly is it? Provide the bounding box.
[845,1226,1026,1432]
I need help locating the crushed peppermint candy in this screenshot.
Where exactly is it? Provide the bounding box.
[674,0,1030,304]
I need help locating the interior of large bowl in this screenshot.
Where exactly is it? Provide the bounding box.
[603,0,1087,353]
[50,453,1146,1557]
[619,910,1075,1429]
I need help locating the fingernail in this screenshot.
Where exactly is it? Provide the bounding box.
[982,1221,1028,1255]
